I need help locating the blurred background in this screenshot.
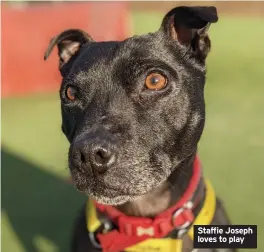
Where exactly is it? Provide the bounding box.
[1,1,264,252]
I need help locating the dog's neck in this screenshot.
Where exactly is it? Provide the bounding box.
[116,153,196,217]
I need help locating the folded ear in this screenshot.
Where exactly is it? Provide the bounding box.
[44,29,93,71]
[160,6,218,60]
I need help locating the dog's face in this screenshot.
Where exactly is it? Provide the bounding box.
[45,6,218,205]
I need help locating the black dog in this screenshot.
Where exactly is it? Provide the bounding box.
[45,5,235,252]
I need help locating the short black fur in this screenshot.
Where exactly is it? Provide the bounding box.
[44,5,235,252]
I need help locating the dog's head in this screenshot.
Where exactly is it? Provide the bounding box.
[45,6,218,205]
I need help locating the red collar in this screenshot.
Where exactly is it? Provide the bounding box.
[93,155,202,252]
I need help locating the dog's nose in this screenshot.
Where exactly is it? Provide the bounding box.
[71,139,117,174]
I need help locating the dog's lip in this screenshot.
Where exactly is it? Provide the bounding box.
[95,180,128,194]
[90,181,161,205]
[87,180,145,204]
[90,191,139,206]
[72,168,170,204]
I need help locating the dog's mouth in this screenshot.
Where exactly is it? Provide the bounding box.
[70,166,169,205]
[74,179,143,205]
[89,186,139,206]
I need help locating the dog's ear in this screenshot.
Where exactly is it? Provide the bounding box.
[160,6,218,60]
[44,29,93,72]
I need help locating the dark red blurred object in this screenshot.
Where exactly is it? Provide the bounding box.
[1,2,131,97]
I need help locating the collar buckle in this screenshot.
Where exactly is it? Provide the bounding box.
[172,201,194,238]
[89,232,101,249]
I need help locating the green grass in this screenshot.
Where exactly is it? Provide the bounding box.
[2,12,264,252]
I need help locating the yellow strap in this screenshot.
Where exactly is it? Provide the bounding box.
[86,198,101,233]
[188,179,216,239]
[125,238,183,252]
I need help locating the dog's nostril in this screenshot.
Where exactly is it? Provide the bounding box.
[89,145,116,174]
[80,152,86,163]
[95,148,111,164]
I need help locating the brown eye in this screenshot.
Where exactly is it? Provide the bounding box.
[145,73,167,90]
[66,86,77,101]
